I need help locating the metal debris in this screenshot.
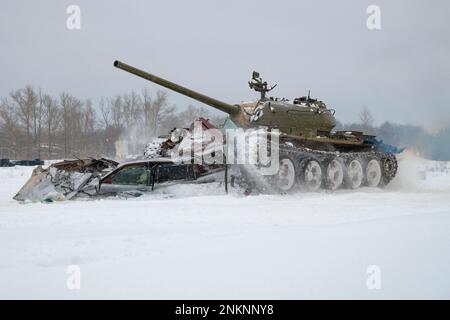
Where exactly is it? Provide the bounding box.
[13,158,118,202]
[143,118,219,160]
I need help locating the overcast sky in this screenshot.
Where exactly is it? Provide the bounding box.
[1,0,449,129]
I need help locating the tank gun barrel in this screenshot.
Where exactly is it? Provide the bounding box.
[113,60,238,115]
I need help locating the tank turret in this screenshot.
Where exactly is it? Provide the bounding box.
[113,60,336,136]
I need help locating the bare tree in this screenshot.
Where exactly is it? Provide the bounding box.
[60,92,83,157]
[99,97,110,128]
[42,94,61,158]
[141,89,175,138]
[109,95,124,130]
[0,98,20,158]
[122,91,142,128]
[141,88,153,138]
[359,106,374,131]
[10,86,38,158]
[81,99,96,156]
[35,89,45,158]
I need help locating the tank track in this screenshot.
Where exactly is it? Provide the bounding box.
[280,143,396,182]
[234,143,398,193]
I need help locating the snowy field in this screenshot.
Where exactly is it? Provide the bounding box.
[0,153,449,299]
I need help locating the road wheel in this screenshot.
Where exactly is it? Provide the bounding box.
[365,158,382,187]
[325,158,344,190]
[345,158,364,189]
[274,157,297,192]
[302,159,323,191]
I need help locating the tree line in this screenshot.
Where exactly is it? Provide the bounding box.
[0,87,449,160]
[0,85,223,160]
[336,107,450,161]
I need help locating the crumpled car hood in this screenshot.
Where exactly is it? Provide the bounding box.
[13,158,118,202]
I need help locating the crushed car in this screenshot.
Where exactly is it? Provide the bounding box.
[13,157,223,202]
[97,158,223,197]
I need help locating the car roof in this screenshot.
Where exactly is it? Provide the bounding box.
[117,157,175,168]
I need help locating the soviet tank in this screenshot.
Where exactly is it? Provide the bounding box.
[113,60,398,192]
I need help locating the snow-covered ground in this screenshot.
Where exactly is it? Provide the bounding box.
[0,153,449,299]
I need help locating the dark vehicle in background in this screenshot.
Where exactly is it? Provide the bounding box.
[1,159,15,167]
[98,158,222,196]
[12,159,44,166]
[0,158,44,167]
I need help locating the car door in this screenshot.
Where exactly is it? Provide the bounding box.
[155,163,196,184]
[99,163,151,195]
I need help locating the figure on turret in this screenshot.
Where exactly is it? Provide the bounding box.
[248,71,277,100]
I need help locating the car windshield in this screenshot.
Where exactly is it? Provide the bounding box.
[110,165,148,185]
